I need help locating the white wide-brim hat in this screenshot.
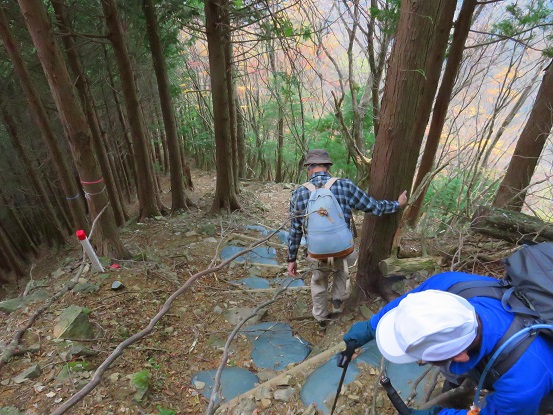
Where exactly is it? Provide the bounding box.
[376,290,478,364]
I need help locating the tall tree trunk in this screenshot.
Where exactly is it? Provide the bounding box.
[1,108,67,244]
[43,170,73,232]
[355,0,456,299]
[0,7,89,232]
[97,112,130,221]
[51,0,127,227]
[367,0,393,137]
[269,41,284,183]
[223,14,239,193]
[493,60,553,210]
[0,191,38,255]
[236,96,246,178]
[101,0,161,220]
[104,46,138,196]
[405,0,478,227]
[276,114,284,182]
[17,0,130,258]
[0,224,24,280]
[142,0,192,211]
[205,0,240,212]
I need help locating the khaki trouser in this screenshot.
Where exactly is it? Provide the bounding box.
[308,250,357,321]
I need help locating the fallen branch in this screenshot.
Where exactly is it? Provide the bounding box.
[471,206,553,243]
[215,342,345,414]
[0,206,108,372]
[206,278,300,415]
[226,232,287,249]
[219,286,309,294]
[379,255,442,276]
[49,222,288,415]
[405,364,434,405]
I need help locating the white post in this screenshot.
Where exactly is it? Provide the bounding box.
[76,230,105,272]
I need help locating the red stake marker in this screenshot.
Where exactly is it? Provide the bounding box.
[76,230,105,272]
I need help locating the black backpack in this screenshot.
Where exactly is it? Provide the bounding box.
[448,242,553,387]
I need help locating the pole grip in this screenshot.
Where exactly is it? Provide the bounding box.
[380,376,411,415]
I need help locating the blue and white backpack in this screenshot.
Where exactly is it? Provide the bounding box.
[302,177,354,260]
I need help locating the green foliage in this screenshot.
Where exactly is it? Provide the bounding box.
[424,173,466,214]
[422,170,500,232]
[369,0,401,35]
[492,0,553,56]
[65,361,90,372]
[147,357,161,369]
[270,16,313,40]
[131,369,151,390]
[156,406,176,415]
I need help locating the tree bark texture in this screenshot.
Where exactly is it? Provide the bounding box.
[51,0,127,227]
[405,0,478,227]
[0,224,24,280]
[236,97,246,178]
[0,7,89,232]
[223,7,240,193]
[102,0,162,220]
[142,0,191,211]
[355,0,456,297]
[492,60,553,211]
[1,108,67,244]
[103,44,138,196]
[17,0,129,258]
[205,0,240,212]
[0,190,38,255]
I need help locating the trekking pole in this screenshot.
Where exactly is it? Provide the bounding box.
[330,357,350,415]
[380,375,411,415]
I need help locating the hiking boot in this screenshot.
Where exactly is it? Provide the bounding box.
[332,299,343,314]
[318,320,328,330]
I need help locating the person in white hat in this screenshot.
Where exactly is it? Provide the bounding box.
[286,148,407,329]
[341,271,553,415]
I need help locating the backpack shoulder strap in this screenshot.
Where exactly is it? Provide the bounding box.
[448,280,506,300]
[448,280,538,388]
[302,182,316,192]
[474,315,537,388]
[324,177,339,189]
[450,280,539,318]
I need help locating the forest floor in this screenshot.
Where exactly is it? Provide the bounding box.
[0,166,508,415]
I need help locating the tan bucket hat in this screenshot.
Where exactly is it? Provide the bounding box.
[304,149,333,166]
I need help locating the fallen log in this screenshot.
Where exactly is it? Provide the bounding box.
[470,206,553,244]
[379,255,442,277]
[215,342,344,414]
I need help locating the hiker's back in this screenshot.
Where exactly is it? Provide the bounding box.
[303,177,354,260]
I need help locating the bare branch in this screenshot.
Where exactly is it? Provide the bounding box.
[49,223,288,415]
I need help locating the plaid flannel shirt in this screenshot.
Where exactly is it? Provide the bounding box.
[287,172,400,262]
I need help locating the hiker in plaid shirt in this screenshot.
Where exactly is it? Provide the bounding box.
[286,149,407,328]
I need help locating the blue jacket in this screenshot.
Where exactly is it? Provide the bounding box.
[369,272,553,415]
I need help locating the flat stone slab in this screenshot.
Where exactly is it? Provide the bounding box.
[241,322,312,370]
[300,341,438,414]
[230,276,305,289]
[245,225,299,245]
[230,276,270,289]
[190,368,259,404]
[220,245,279,266]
